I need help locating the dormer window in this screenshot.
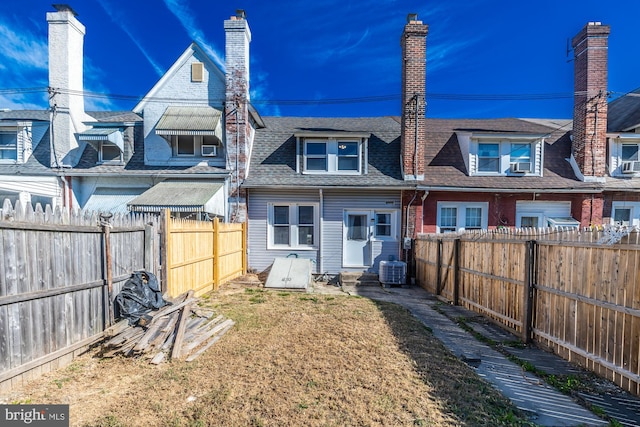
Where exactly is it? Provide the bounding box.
[303,139,361,173]
[172,134,219,158]
[457,132,544,176]
[610,136,640,176]
[100,142,123,163]
[0,130,17,161]
[78,127,125,165]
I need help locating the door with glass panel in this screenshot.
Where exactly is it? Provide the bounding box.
[343,211,371,267]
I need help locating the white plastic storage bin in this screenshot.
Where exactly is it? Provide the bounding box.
[379,260,406,285]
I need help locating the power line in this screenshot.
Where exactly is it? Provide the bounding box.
[0,86,614,106]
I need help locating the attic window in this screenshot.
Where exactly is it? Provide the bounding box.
[191,62,204,82]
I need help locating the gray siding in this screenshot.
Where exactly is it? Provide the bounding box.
[248,190,320,273]
[322,190,401,274]
[248,189,401,275]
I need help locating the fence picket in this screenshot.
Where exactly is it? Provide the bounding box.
[415,227,640,396]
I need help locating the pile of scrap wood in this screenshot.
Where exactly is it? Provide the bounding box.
[102,290,234,363]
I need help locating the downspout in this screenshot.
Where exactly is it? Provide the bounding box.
[413,94,419,178]
[420,190,429,234]
[66,175,73,210]
[318,188,323,275]
[235,103,240,221]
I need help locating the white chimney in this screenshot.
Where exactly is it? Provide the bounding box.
[47,4,93,167]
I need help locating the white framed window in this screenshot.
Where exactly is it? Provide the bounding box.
[477,143,500,172]
[172,135,220,158]
[611,202,640,227]
[303,138,361,174]
[436,202,488,233]
[621,144,639,162]
[373,211,398,240]
[99,142,122,164]
[469,137,541,176]
[268,203,318,249]
[0,131,17,161]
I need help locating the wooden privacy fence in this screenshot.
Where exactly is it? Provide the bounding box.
[415,228,640,397]
[0,202,246,392]
[0,200,160,392]
[161,210,246,298]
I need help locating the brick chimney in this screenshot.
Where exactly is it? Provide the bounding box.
[225,9,251,222]
[47,4,93,167]
[571,22,610,181]
[400,13,428,181]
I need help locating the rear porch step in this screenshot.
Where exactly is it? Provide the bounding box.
[339,272,380,287]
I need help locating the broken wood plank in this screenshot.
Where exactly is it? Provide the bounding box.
[104,319,130,337]
[171,290,194,360]
[150,351,166,365]
[185,321,235,362]
[183,318,234,354]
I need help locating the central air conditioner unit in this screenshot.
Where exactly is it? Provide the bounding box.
[621,161,640,174]
[510,162,531,173]
[201,144,217,157]
[379,260,406,286]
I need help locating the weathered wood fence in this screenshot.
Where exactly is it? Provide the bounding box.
[415,227,640,396]
[0,203,246,392]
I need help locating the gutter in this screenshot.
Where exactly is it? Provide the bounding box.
[416,185,603,194]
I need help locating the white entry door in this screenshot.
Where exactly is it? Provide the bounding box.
[343,211,371,267]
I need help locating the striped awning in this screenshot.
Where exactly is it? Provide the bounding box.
[78,127,124,151]
[127,181,224,214]
[83,187,146,214]
[155,106,223,137]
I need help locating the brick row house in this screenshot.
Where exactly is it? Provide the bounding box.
[1,6,639,277]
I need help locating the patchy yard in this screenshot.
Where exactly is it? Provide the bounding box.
[4,283,533,426]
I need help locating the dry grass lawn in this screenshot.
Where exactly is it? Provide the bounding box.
[4,283,533,426]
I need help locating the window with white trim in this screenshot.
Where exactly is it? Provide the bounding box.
[373,211,398,240]
[437,202,488,233]
[171,135,219,158]
[303,138,361,174]
[470,138,540,176]
[611,202,640,227]
[99,142,123,164]
[269,203,318,248]
[477,143,500,172]
[0,131,17,161]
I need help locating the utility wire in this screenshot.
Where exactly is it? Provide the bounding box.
[0,86,624,106]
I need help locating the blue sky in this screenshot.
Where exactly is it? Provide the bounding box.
[0,0,638,119]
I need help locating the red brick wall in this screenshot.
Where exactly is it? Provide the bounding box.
[400,17,428,180]
[419,191,603,232]
[572,23,610,178]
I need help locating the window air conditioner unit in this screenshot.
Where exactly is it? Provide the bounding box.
[621,161,640,174]
[510,162,531,173]
[201,144,217,157]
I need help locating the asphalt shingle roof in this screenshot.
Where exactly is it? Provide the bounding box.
[608,88,640,132]
[243,116,406,188]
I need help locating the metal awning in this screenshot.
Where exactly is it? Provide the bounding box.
[78,127,124,151]
[547,217,580,228]
[83,187,146,214]
[127,181,224,214]
[155,106,223,137]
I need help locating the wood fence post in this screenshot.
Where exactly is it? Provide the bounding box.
[522,240,536,343]
[436,239,443,295]
[213,217,220,290]
[100,213,114,327]
[144,223,153,272]
[453,238,461,305]
[160,209,170,295]
[242,221,247,275]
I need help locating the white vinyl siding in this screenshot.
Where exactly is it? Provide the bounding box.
[462,134,544,176]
